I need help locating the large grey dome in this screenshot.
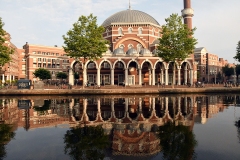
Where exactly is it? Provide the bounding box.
[102,9,160,27]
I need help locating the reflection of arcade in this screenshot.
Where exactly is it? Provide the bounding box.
[68,96,196,156]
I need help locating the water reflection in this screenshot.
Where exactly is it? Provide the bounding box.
[64,125,110,160]
[0,123,15,159]
[0,94,239,159]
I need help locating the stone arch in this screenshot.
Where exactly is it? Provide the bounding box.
[153,60,167,69]
[180,60,193,69]
[126,59,140,69]
[84,60,99,69]
[115,37,147,49]
[113,59,127,69]
[140,59,154,70]
[99,59,113,69]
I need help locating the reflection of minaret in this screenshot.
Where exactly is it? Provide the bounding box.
[182,0,194,30]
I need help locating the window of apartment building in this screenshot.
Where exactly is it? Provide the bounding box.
[51,53,55,55]
[56,53,59,56]
[152,28,155,35]
[56,64,60,68]
[22,58,26,62]
[88,62,94,68]
[33,51,36,54]
[42,52,46,55]
[48,59,51,62]
[43,58,46,62]
[118,28,123,35]
[56,59,60,63]
[43,64,46,68]
[38,58,41,62]
[47,52,50,55]
[38,51,41,54]
[22,64,26,69]
[138,27,143,34]
[38,63,42,67]
[47,64,51,68]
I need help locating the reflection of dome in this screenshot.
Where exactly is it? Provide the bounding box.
[113,48,125,55]
[126,48,138,55]
[139,48,151,56]
[102,9,160,27]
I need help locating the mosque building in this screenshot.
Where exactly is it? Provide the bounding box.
[67,0,196,86]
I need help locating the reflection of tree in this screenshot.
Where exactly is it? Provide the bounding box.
[158,122,197,160]
[64,125,110,160]
[0,123,15,159]
[235,118,240,143]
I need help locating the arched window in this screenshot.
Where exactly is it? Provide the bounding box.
[118,28,123,35]
[137,44,142,53]
[119,44,125,50]
[152,28,155,35]
[138,27,143,34]
[128,27,133,33]
[128,44,133,49]
[106,29,109,36]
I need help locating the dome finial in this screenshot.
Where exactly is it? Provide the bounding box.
[129,0,131,10]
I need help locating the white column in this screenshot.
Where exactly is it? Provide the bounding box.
[83,67,87,85]
[148,69,151,85]
[161,69,164,84]
[125,69,128,85]
[13,75,15,81]
[178,69,181,85]
[111,69,114,85]
[97,68,100,86]
[152,69,155,85]
[173,69,176,85]
[2,74,4,84]
[165,69,168,85]
[190,69,193,85]
[69,69,74,85]
[138,69,142,85]
[10,75,12,84]
[184,69,187,84]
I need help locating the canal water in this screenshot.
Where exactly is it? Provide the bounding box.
[0,94,240,160]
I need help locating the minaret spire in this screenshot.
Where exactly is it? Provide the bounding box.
[182,0,194,30]
[129,0,131,10]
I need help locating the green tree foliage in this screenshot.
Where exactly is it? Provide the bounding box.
[158,122,198,160]
[157,14,197,63]
[33,68,51,80]
[63,14,108,87]
[64,125,110,160]
[234,41,240,62]
[0,123,15,159]
[235,64,240,81]
[0,17,14,67]
[222,64,234,79]
[56,72,68,79]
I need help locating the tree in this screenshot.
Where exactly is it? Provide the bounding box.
[63,14,108,87]
[0,17,13,67]
[157,14,197,86]
[233,41,240,62]
[64,125,110,160]
[222,64,234,80]
[33,68,51,80]
[56,72,68,79]
[0,123,15,159]
[158,122,198,160]
[235,64,240,82]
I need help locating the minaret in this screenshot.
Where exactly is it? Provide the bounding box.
[182,0,194,30]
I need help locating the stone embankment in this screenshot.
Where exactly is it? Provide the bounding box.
[0,86,239,96]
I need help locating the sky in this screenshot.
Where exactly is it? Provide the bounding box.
[0,0,240,63]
